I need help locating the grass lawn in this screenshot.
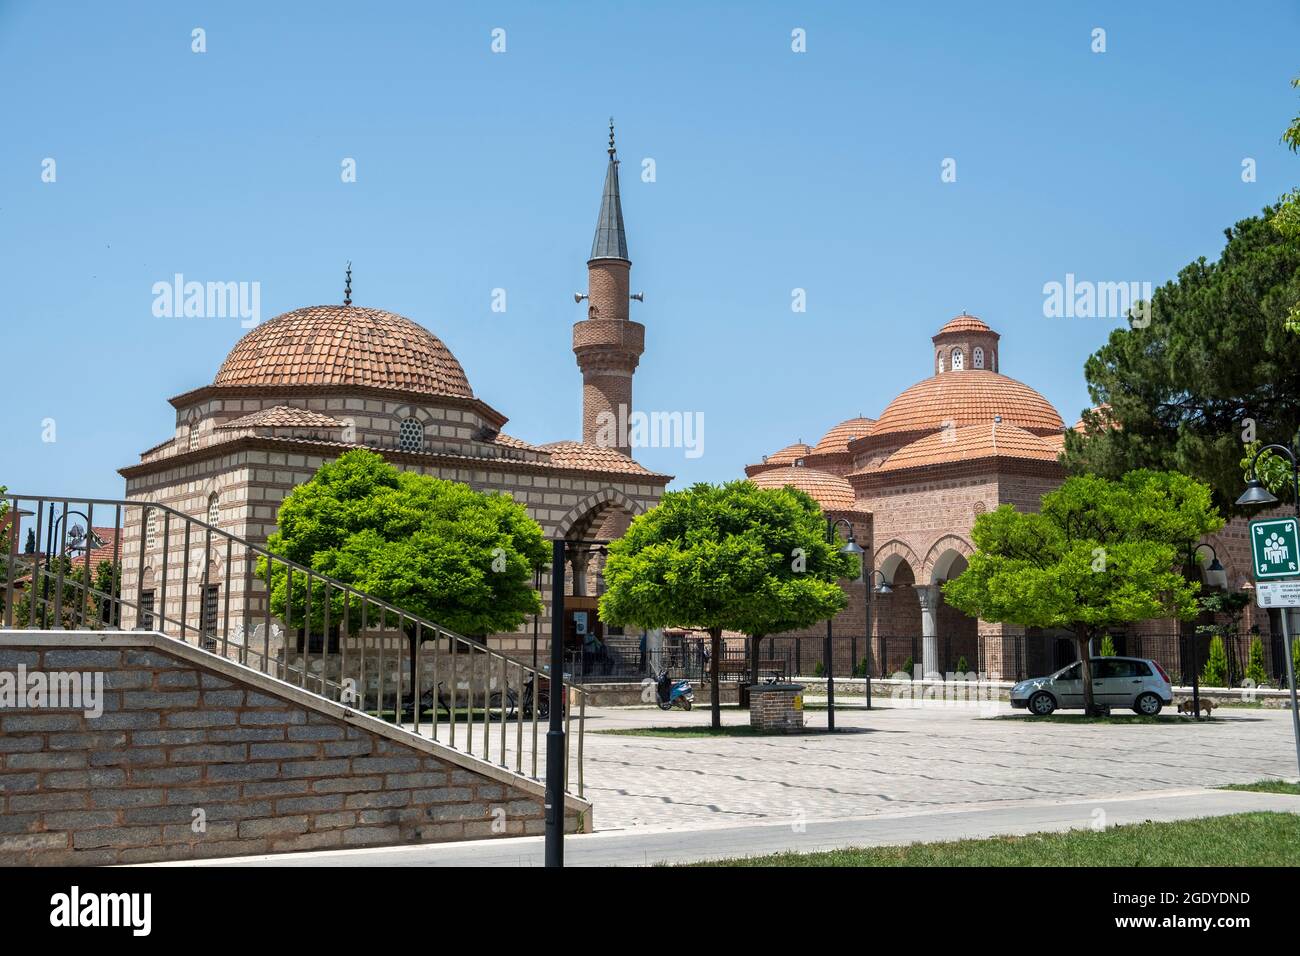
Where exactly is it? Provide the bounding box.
[1218,780,1300,795]
[688,812,1299,867]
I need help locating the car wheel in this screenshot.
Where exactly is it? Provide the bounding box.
[1028,691,1056,716]
[1134,693,1162,716]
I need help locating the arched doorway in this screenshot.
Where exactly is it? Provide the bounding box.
[874,550,921,677]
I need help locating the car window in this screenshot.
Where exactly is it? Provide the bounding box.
[1108,660,1137,678]
[1057,663,1081,680]
[1131,661,1152,676]
[1093,659,1115,679]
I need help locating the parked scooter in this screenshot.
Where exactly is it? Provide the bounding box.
[651,666,694,711]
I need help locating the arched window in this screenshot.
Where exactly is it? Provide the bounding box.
[937,351,945,373]
[951,347,964,371]
[207,493,220,526]
[973,346,984,369]
[187,422,199,452]
[145,509,158,551]
[398,417,425,452]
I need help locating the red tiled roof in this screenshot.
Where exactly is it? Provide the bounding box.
[933,313,998,338]
[218,406,345,429]
[61,526,121,568]
[214,305,473,399]
[810,417,875,455]
[747,465,858,510]
[536,441,659,476]
[873,371,1064,439]
[874,421,1062,473]
[1073,403,1115,433]
[763,442,812,465]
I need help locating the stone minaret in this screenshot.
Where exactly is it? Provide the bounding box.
[573,121,644,454]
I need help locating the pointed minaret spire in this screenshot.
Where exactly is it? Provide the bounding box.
[343,261,352,306]
[590,118,629,261]
[574,121,644,454]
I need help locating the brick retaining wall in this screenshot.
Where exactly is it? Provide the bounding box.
[0,631,590,865]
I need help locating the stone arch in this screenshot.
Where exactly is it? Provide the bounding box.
[875,539,922,585]
[923,535,975,583]
[391,403,435,425]
[554,487,646,541]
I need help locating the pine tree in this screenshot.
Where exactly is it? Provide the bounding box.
[1100,635,1117,657]
[1200,636,1229,687]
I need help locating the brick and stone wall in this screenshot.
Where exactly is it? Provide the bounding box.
[748,684,805,733]
[0,632,590,866]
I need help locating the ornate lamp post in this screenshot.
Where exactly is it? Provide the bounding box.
[1185,541,1226,721]
[825,518,864,731]
[862,568,891,709]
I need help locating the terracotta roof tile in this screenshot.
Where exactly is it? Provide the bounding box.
[747,465,858,510]
[873,421,1062,473]
[873,371,1064,439]
[214,305,473,399]
[763,442,812,465]
[810,417,875,455]
[536,441,659,476]
[933,313,998,337]
[218,406,345,430]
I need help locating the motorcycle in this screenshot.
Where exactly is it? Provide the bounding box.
[651,666,694,711]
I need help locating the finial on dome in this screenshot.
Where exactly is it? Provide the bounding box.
[343,262,352,307]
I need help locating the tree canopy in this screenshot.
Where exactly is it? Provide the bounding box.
[599,480,859,726]
[264,449,547,639]
[1062,210,1300,512]
[943,470,1222,714]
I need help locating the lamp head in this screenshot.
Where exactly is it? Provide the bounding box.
[1236,478,1279,507]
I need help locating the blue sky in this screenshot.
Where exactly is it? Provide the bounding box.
[2,0,1297,496]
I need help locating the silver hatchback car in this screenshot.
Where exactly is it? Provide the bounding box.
[1010,657,1173,716]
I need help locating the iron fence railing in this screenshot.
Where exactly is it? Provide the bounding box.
[1,494,587,797]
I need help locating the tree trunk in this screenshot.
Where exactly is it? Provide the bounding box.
[1075,630,1100,716]
[709,627,723,730]
[747,633,765,710]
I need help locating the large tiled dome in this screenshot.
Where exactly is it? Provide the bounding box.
[873,370,1064,439]
[214,305,473,399]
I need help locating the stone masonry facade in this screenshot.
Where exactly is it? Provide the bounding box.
[0,633,589,866]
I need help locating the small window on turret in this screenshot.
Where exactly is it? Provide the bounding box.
[951,348,964,371]
[937,352,945,373]
[399,417,425,452]
[973,346,984,369]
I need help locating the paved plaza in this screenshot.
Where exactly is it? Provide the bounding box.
[578,700,1297,831]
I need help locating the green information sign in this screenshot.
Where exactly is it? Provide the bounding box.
[1250,517,1300,580]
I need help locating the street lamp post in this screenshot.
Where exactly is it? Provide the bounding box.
[1185,542,1226,722]
[862,569,892,710]
[1238,437,1300,777]
[825,518,864,732]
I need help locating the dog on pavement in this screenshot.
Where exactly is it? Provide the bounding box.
[1177,698,1217,718]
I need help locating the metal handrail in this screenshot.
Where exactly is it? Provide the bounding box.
[2,493,587,797]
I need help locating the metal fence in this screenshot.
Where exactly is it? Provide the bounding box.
[1,493,588,797]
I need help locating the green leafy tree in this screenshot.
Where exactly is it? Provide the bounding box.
[599,481,858,729]
[1063,211,1300,512]
[1099,635,1117,657]
[1245,636,1269,687]
[1200,636,1229,688]
[262,450,547,691]
[1277,72,1300,331]
[944,471,1222,715]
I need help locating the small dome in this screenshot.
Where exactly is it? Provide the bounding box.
[810,417,875,455]
[748,465,857,510]
[215,305,473,399]
[873,371,1064,439]
[934,313,998,338]
[763,442,812,465]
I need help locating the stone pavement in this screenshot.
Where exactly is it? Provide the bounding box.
[573,700,1298,831]
[164,788,1300,867]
